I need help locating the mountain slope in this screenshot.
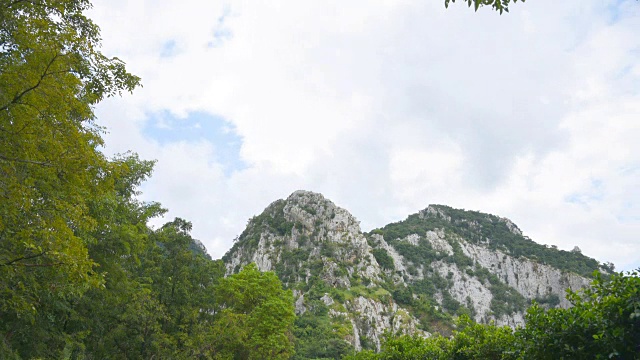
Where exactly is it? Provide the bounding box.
[222,190,609,355]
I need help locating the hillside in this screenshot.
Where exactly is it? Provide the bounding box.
[222,190,610,357]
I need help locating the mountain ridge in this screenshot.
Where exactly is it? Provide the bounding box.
[222,190,609,357]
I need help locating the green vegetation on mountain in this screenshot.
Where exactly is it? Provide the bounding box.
[223,199,296,264]
[2,0,634,359]
[370,205,607,277]
[347,270,640,360]
[369,220,529,321]
[293,283,355,359]
[372,249,395,271]
[226,192,618,350]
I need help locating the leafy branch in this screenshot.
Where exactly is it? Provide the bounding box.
[0,154,53,167]
[445,0,525,14]
[1,251,66,267]
[0,53,62,113]
[1,251,45,266]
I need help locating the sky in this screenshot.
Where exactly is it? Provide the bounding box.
[88,0,639,271]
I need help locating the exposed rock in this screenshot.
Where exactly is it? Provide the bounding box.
[432,260,494,324]
[321,293,335,306]
[350,318,362,351]
[500,217,523,236]
[223,190,602,355]
[294,291,306,315]
[459,241,591,308]
[420,205,452,221]
[346,296,425,351]
[403,233,421,246]
[425,229,453,256]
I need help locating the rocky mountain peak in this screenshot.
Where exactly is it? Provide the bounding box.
[419,204,452,221]
[223,191,604,355]
[420,205,521,235]
[283,190,362,236]
[223,190,375,280]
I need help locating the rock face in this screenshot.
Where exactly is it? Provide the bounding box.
[224,191,421,351]
[222,191,606,353]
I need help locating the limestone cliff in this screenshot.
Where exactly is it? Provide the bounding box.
[224,191,423,352]
[222,191,608,354]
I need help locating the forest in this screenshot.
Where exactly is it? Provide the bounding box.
[1,1,638,359]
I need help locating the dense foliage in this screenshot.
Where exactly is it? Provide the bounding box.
[516,269,640,359]
[3,1,636,359]
[0,0,140,318]
[372,249,395,271]
[346,270,640,360]
[293,283,355,360]
[0,2,296,358]
[212,263,296,359]
[345,315,516,360]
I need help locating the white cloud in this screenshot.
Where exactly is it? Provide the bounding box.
[90,0,640,271]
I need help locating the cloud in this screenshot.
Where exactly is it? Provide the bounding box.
[142,111,246,174]
[90,0,640,271]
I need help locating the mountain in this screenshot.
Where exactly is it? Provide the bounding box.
[222,190,611,357]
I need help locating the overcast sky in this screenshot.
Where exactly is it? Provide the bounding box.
[89,0,639,271]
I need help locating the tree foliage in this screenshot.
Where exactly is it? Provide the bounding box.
[345,315,517,360]
[3,1,637,359]
[372,249,395,271]
[0,1,297,359]
[346,269,640,360]
[444,0,524,14]
[212,263,296,360]
[0,0,140,317]
[516,269,640,359]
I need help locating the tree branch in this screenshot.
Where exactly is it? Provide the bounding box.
[12,262,64,267]
[0,154,53,167]
[0,54,60,113]
[0,251,46,266]
[4,0,45,11]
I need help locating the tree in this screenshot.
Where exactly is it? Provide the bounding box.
[0,0,140,318]
[515,269,640,359]
[444,0,524,14]
[0,153,164,359]
[344,315,516,360]
[212,263,296,360]
[350,269,639,360]
[445,0,638,14]
[144,218,225,358]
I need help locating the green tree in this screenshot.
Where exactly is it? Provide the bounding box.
[444,0,524,14]
[515,269,640,359]
[212,263,296,360]
[446,315,516,360]
[0,153,164,359]
[372,249,395,271]
[352,270,639,360]
[345,315,516,360]
[0,0,140,318]
[344,333,452,360]
[146,218,225,358]
[445,0,638,14]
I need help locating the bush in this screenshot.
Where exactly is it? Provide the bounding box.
[350,270,640,360]
[372,249,395,271]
